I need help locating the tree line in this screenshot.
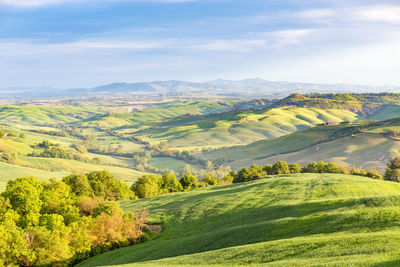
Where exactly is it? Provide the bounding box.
[0,171,146,266]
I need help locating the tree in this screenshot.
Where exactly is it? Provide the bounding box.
[19,132,27,139]
[203,174,218,186]
[289,163,302,173]
[2,177,43,227]
[384,157,400,182]
[179,174,198,191]
[131,175,162,198]
[62,174,94,198]
[0,130,5,138]
[86,171,132,200]
[40,179,72,214]
[272,161,290,174]
[388,157,400,170]
[160,173,182,193]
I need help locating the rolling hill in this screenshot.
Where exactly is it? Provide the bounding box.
[79,173,400,266]
[202,118,400,169]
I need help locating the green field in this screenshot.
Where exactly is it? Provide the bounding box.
[202,118,400,169]
[129,107,361,149]
[80,173,400,266]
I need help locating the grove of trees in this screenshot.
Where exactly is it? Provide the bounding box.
[0,171,144,266]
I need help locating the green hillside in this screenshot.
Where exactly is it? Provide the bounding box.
[127,107,360,150]
[203,118,400,169]
[80,173,400,266]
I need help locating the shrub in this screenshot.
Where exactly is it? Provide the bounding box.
[19,133,26,139]
[131,175,162,199]
[0,130,5,138]
[272,161,290,174]
[87,171,133,200]
[62,174,94,198]
[160,173,182,193]
[203,174,218,186]
[179,174,198,191]
[289,163,302,173]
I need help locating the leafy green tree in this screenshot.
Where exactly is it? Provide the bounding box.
[179,174,198,191]
[324,162,345,174]
[2,177,43,227]
[40,179,72,214]
[384,157,400,181]
[23,226,73,266]
[289,163,302,173]
[86,171,132,200]
[62,174,94,198]
[19,132,27,139]
[272,161,290,174]
[131,175,162,198]
[161,173,182,193]
[203,174,218,186]
[263,164,274,175]
[388,157,400,170]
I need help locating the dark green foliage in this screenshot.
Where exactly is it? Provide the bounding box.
[19,132,26,139]
[131,174,162,199]
[0,152,16,164]
[87,171,133,200]
[179,174,199,191]
[384,157,400,182]
[234,164,266,183]
[7,132,16,137]
[203,174,218,186]
[161,173,183,193]
[272,161,290,174]
[289,163,302,173]
[62,174,94,197]
[29,141,73,159]
[263,164,273,175]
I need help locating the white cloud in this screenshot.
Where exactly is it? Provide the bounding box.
[0,0,194,7]
[356,5,400,23]
[190,40,268,53]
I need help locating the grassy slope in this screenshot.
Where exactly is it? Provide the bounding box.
[203,118,400,169]
[0,162,68,191]
[130,107,360,149]
[79,173,400,266]
[0,126,147,188]
[0,105,103,127]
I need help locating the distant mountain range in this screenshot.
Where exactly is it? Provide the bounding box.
[0,78,397,100]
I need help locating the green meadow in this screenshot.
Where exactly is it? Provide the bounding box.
[79,173,400,266]
[204,118,400,169]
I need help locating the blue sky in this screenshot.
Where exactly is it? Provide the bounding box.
[0,0,399,88]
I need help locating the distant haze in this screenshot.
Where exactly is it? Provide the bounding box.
[0,79,397,100]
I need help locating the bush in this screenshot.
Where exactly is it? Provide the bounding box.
[131,175,162,199]
[0,130,5,138]
[179,174,198,191]
[272,161,290,174]
[160,173,182,193]
[87,171,133,200]
[203,174,218,186]
[19,133,26,139]
[289,163,302,173]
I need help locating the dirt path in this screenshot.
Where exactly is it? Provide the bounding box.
[143,224,162,234]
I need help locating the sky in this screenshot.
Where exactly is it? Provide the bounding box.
[0,0,399,88]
